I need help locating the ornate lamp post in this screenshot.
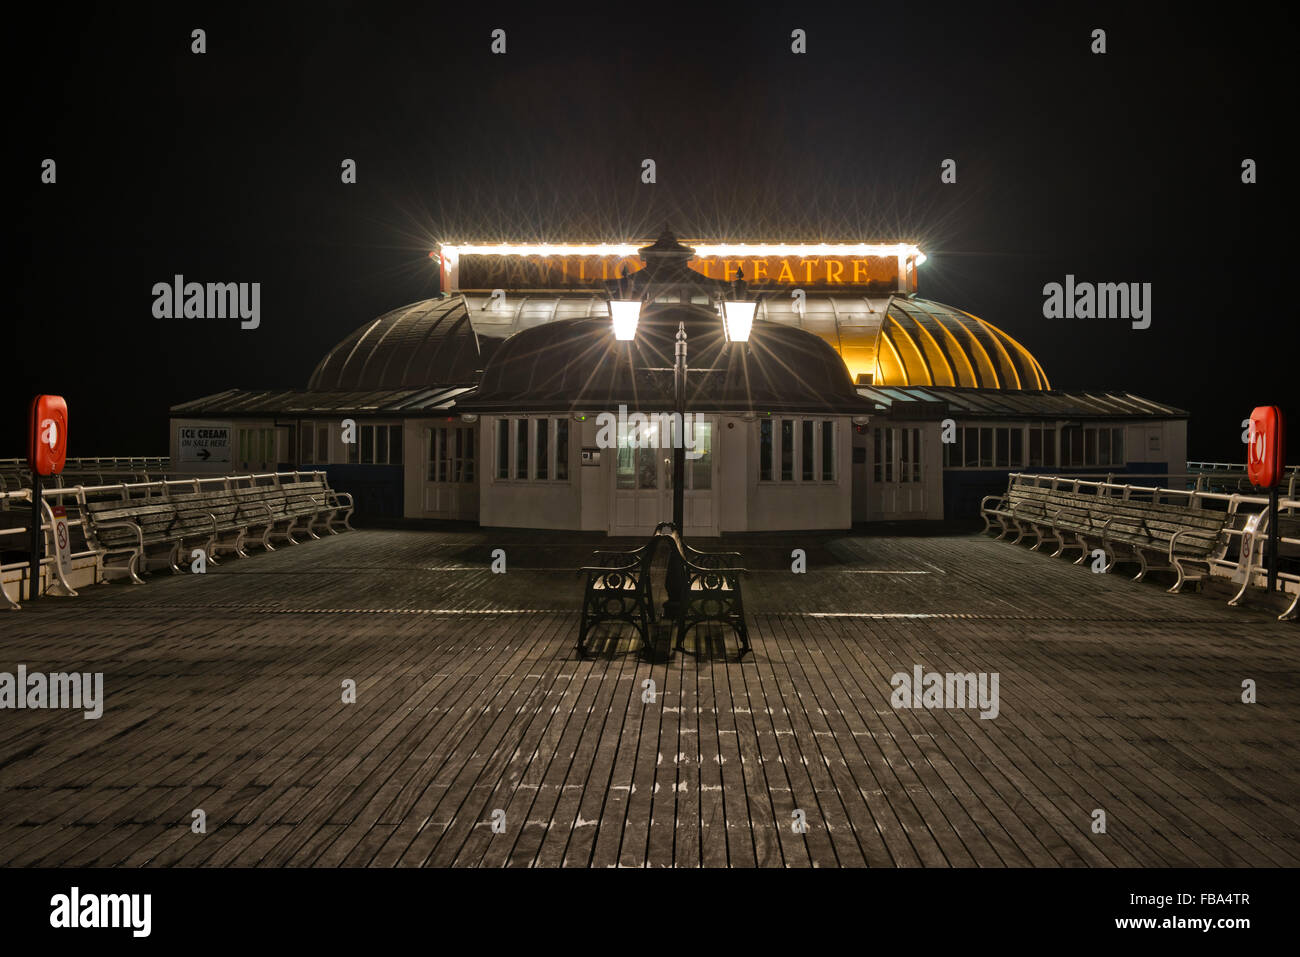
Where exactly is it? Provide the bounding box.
[604,230,756,624]
[604,231,755,535]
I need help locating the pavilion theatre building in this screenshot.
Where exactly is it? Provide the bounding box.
[170,232,1187,533]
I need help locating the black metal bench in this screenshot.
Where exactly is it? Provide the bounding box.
[658,524,750,658]
[577,535,661,657]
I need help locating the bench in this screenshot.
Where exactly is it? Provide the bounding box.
[659,524,751,658]
[577,535,661,657]
[983,477,1229,587]
[83,477,352,583]
[1227,511,1300,620]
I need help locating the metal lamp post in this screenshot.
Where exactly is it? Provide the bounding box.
[605,240,756,621]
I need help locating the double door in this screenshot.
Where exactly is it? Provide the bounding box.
[609,418,717,536]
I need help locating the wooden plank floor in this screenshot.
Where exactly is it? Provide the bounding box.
[1,527,1296,867]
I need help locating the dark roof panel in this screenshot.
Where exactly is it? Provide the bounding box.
[855,385,1186,419]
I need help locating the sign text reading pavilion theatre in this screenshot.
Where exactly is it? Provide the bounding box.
[435,242,926,293]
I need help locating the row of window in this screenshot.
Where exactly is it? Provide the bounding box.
[284,420,1136,478]
[495,418,571,482]
[759,419,836,482]
[299,423,404,465]
[942,425,1126,470]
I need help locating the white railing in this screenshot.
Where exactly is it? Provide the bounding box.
[0,457,174,493]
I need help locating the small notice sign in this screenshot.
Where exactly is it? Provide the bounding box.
[178,425,232,464]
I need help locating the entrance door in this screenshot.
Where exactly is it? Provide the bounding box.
[423,424,479,520]
[609,417,717,536]
[867,424,929,520]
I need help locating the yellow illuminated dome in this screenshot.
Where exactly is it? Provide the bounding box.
[756,294,1050,389]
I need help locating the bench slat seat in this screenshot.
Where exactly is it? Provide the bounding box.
[983,476,1230,587]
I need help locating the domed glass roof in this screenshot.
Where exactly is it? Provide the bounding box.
[756,294,1050,389]
[308,297,488,391]
[307,292,1049,397]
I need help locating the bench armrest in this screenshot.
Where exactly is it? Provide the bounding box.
[90,518,144,554]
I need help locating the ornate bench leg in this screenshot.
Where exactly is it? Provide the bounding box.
[1132,548,1149,582]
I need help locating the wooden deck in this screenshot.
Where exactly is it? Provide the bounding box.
[1,527,1297,867]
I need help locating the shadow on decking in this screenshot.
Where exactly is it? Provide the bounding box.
[579,621,744,664]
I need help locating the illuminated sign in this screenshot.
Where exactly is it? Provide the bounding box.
[434,242,925,293]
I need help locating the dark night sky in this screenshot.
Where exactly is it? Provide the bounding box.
[11,1,1295,462]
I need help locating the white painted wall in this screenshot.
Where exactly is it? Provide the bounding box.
[744,418,853,531]
[478,414,581,529]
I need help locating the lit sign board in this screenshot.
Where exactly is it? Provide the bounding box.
[434,243,925,293]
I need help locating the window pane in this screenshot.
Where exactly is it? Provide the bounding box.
[555,420,568,480]
[361,425,375,464]
[1044,428,1056,467]
[616,443,635,489]
[821,421,834,480]
[1010,427,1023,467]
[912,428,922,483]
[873,428,882,482]
[497,419,509,479]
[760,420,773,481]
[1067,426,1083,467]
[1112,427,1124,465]
[390,425,403,465]
[1098,427,1111,466]
[464,427,475,482]
[300,424,313,463]
[348,427,359,464]
[637,446,658,489]
[536,419,549,480]
[1085,427,1098,466]
[884,428,894,482]
[995,428,1009,468]
[1029,428,1042,468]
[427,428,438,481]
[781,419,794,481]
[690,422,711,490]
[964,427,978,467]
[801,420,814,480]
[515,419,528,479]
[979,427,993,468]
[377,424,389,465]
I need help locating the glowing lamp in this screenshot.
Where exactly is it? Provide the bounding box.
[720,300,757,343]
[610,299,641,341]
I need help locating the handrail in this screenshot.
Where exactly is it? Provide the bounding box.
[1007,473,1298,513]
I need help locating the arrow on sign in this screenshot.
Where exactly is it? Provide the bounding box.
[198,448,211,460]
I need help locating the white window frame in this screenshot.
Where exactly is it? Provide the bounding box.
[758,417,837,484]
